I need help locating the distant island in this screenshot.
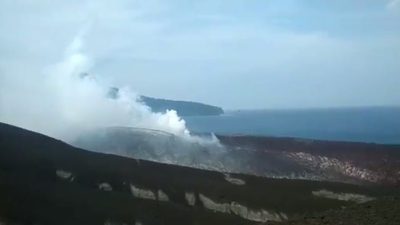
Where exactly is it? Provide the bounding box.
[140,96,224,116]
[107,87,224,116]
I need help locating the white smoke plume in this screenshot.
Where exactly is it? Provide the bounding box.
[0,32,190,142]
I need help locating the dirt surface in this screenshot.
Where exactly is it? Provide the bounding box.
[267,196,400,225]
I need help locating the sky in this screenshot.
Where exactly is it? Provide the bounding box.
[0,0,399,109]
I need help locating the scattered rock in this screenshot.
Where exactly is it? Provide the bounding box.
[130,184,156,200]
[312,189,375,203]
[157,190,169,202]
[99,182,113,191]
[198,193,286,222]
[56,170,73,181]
[185,192,196,206]
[224,173,246,185]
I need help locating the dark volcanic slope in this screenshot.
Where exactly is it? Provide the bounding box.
[74,127,400,186]
[268,196,400,225]
[0,122,398,225]
[219,135,400,186]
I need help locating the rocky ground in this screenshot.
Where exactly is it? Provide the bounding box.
[74,127,400,186]
[1,122,399,225]
[267,196,400,225]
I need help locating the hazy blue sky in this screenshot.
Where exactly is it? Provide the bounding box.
[1,0,399,109]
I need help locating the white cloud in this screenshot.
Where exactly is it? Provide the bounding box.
[0,0,399,110]
[0,30,191,141]
[387,0,400,11]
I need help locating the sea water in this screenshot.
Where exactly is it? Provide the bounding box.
[184,107,400,144]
